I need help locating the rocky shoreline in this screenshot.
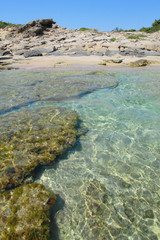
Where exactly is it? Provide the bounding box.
[0,19,160,239]
[0,18,160,69]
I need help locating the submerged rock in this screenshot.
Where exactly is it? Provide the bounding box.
[0,183,56,239]
[0,107,79,192]
[0,70,118,114]
[128,59,151,67]
[56,179,159,239]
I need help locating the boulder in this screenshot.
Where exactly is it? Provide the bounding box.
[104,59,123,64]
[24,49,43,58]
[26,26,43,36]
[14,49,26,55]
[0,50,12,56]
[18,19,55,32]
[68,49,90,56]
[128,59,151,67]
[32,46,57,55]
[38,18,55,28]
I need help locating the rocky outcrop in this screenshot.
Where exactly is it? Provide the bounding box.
[119,46,160,57]
[6,19,57,38]
[0,19,160,64]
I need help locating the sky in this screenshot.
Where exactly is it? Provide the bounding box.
[1,0,160,31]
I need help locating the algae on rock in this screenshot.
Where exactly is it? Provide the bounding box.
[0,183,56,240]
[0,106,79,192]
[128,59,151,67]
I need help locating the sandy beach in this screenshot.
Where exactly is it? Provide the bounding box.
[1,54,159,72]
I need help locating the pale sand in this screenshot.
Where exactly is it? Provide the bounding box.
[9,54,160,70]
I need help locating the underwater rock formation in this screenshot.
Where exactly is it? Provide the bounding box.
[56,179,159,239]
[0,106,79,192]
[0,183,56,240]
[0,70,118,114]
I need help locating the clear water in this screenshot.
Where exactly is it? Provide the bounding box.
[1,68,160,239]
[35,70,160,240]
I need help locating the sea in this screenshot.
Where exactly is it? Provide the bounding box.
[0,66,160,240]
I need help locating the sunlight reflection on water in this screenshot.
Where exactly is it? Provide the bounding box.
[1,68,160,239]
[36,70,160,240]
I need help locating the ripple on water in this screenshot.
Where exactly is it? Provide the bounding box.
[1,69,160,239]
[36,71,160,239]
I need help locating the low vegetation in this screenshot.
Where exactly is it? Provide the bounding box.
[79,27,98,32]
[110,37,116,42]
[0,20,14,28]
[113,19,160,33]
[127,34,147,39]
[140,19,160,33]
[113,27,136,32]
[79,27,91,31]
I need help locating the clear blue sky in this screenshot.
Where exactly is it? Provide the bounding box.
[1,0,160,31]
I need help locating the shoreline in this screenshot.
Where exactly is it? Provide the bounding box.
[2,54,160,71]
[1,51,160,239]
[1,19,160,72]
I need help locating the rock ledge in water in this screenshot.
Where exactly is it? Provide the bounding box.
[0,107,79,192]
[0,183,56,240]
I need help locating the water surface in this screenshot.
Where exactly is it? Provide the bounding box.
[1,68,160,239]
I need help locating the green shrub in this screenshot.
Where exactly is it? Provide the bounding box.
[127,34,147,39]
[137,34,147,37]
[113,27,123,32]
[140,27,152,33]
[0,21,13,29]
[110,38,116,42]
[140,19,160,33]
[124,29,136,32]
[112,27,136,32]
[79,27,92,31]
[79,27,98,32]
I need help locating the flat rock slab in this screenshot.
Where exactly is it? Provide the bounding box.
[0,182,56,239]
[24,50,43,58]
[0,107,78,192]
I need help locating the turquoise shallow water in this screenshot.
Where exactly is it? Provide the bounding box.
[35,70,160,240]
[1,68,160,239]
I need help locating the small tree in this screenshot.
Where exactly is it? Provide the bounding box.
[152,19,160,27]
